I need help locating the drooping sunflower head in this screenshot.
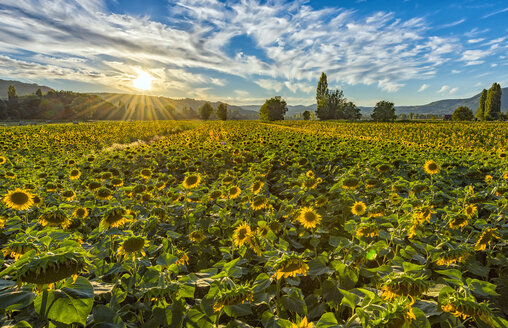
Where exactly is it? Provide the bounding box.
[251,181,264,194]
[151,207,166,220]
[101,207,132,229]
[297,207,322,229]
[342,177,360,190]
[423,160,440,175]
[39,209,71,229]
[182,173,201,189]
[377,164,391,174]
[369,298,416,328]
[213,283,254,312]
[61,190,77,201]
[140,168,152,179]
[209,190,223,200]
[46,183,57,192]
[18,251,86,286]
[118,236,148,260]
[440,290,493,324]
[251,195,268,210]
[0,156,6,165]
[3,188,34,211]
[351,201,367,216]
[435,246,470,267]
[88,180,102,191]
[380,273,429,301]
[474,228,498,251]
[72,207,89,219]
[233,222,251,247]
[314,195,328,208]
[449,215,468,229]
[356,224,379,238]
[228,186,241,199]
[189,230,206,243]
[272,255,309,280]
[111,178,124,187]
[95,187,113,200]
[2,241,36,260]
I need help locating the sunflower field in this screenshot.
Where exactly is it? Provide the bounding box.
[0,120,506,328]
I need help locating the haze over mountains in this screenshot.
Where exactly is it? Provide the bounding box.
[1,79,505,119]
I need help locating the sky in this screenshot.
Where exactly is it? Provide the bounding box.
[0,0,507,106]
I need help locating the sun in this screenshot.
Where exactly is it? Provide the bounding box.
[133,71,152,90]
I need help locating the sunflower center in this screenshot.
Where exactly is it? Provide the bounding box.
[187,176,198,185]
[11,192,29,205]
[304,211,317,222]
[428,163,437,170]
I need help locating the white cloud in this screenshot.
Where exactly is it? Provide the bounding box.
[449,87,458,94]
[377,79,404,92]
[467,38,485,44]
[482,7,508,19]
[255,79,284,92]
[451,69,461,74]
[417,83,429,92]
[440,19,465,28]
[437,85,449,93]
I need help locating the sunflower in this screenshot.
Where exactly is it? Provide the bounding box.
[39,210,71,229]
[233,222,251,247]
[305,170,315,179]
[484,175,493,184]
[3,188,34,211]
[436,248,470,267]
[342,177,359,190]
[101,207,133,229]
[449,215,468,229]
[228,186,241,199]
[315,196,328,208]
[381,273,429,302]
[95,187,113,200]
[351,201,367,216]
[423,160,440,175]
[72,207,89,219]
[272,256,309,280]
[88,181,102,191]
[69,169,81,180]
[140,168,152,179]
[464,204,477,217]
[189,230,206,243]
[5,171,16,179]
[251,195,268,210]
[209,190,222,200]
[176,252,189,266]
[290,316,313,328]
[118,236,148,260]
[111,178,124,187]
[2,241,35,260]
[182,174,201,189]
[251,181,264,194]
[356,224,379,238]
[474,228,498,251]
[61,190,77,202]
[297,207,322,229]
[213,283,254,313]
[440,293,493,323]
[0,156,6,165]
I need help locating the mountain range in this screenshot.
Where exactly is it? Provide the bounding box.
[0,79,53,97]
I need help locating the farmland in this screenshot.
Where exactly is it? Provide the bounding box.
[0,121,507,327]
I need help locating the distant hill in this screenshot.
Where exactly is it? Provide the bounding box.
[240,104,316,117]
[95,93,258,120]
[0,79,53,98]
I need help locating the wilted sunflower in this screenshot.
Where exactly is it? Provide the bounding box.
[101,207,133,229]
[213,283,254,312]
[2,241,35,260]
[0,156,6,165]
[440,293,493,323]
[297,207,322,229]
[351,201,367,216]
[209,190,222,200]
[88,181,102,191]
[17,252,86,287]
[233,222,251,247]
[39,210,71,229]
[3,188,34,211]
[118,236,148,260]
[369,298,416,328]
[176,252,189,266]
[251,181,264,194]
[182,173,201,189]
[189,230,206,243]
[356,224,379,238]
[95,187,113,200]
[69,169,81,180]
[436,247,470,267]
[72,207,89,219]
[342,177,359,190]
[251,195,268,210]
[46,183,57,192]
[111,178,124,187]
[228,186,241,199]
[140,168,152,179]
[474,228,498,251]
[5,171,16,179]
[315,195,328,208]
[423,160,440,175]
[61,190,77,201]
[272,256,309,280]
[449,215,468,229]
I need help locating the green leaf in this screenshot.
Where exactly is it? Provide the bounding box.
[365,249,377,261]
[436,269,462,280]
[0,288,36,311]
[332,261,358,290]
[315,312,340,328]
[308,258,331,276]
[34,277,94,326]
[467,279,499,297]
[339,289,360,309]
[402,261,424,273]
[411,307,431,328]
[224,304,253,317]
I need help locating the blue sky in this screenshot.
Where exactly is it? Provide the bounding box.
[0,0,507,106]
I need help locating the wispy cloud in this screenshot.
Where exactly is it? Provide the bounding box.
[482,7,508,19]
[449,87,458,94]
[417,83,429,92]
[437,85,449,93]
[440,18,466,28]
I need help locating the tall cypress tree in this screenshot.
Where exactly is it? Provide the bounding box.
[475,89,487,120]
[484,83,502,120]
[316,73,329,120]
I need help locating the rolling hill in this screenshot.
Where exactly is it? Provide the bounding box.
[0,79,53,98]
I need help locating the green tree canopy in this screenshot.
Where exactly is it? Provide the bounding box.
[316,89,345,120]
[475,89,487,120]
[216,103,228,120]
[7,85,18,102]
[343,101,361,120]
[371,101,396,122]
[259,96,287,121]
[198,102,214,120]
[484,82,502,120]
[303,110,311,120]
[452,106,474,121]
[316,72,328,104]
[35,88,43,98]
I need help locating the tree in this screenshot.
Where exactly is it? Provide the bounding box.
[7,85,18,102]
[316,89,345,120]
[303,110,311,120]
[484,82,502,120]
[343,101,361,120]
[198,102,214,120]
[452,106,474,121]
[216,103,228,120]
[371,101,396,121]
[316,72,328,104]
[35,88,43,98]
[259,96,287,121]
[475,89,487,120]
